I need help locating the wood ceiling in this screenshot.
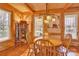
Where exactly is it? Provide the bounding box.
[26,3,73,11]
[9,3,32,13]
[8,3,79,13]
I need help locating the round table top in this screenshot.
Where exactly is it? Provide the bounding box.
[49,39,62,46]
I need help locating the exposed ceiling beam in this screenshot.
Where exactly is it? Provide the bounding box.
[25,3,35,13]
[64,3,73,9]
[8,3,33,15]
[7,3,23,14]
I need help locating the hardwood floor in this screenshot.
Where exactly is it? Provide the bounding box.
[0,42,79,56]
[0,43,29,56]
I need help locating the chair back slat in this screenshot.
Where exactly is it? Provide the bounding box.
[56,34,72,56]
[34,39,55,56]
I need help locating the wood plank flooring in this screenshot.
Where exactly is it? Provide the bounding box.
[0,44,28,56]
[0,43,79,56]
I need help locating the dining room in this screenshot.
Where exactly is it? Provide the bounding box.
[0,3,79,56]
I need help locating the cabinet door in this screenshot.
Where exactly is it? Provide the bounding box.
[44,14,61,40]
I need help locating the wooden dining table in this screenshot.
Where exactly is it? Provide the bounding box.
[30,38,63,56]
[34,38,62,46]
[48,39,62,46]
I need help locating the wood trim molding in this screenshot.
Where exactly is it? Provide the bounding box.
[61,12,64,40]
[48,33,61,35]
[31,15,34,42]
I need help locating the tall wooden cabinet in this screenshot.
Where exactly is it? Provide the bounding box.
[19,21,28,43]
[15,21,28,46]
[44,14,61,40]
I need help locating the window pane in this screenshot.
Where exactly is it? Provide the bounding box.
[0,9,11,41]
[64,14,78,39]
[34,16,43,39]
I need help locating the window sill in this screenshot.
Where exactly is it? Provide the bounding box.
[0,37,9,42]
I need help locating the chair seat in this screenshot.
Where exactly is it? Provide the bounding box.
[56,45,68,56]
[57,45,67,53]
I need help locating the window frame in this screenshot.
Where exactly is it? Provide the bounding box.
[0,8,11,42]
[64,14,78,40]
[34,15,44,39]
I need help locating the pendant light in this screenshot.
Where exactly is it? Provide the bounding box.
[44,3,49,24]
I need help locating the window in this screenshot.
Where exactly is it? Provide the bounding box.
[34,16,43,39]
[64,14,78,39]
[0,9,11,42]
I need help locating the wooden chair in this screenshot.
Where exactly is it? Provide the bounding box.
[27,42,35,56]
[64,34,72,48]
[56,34,72,56]
[33,39,55,56]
